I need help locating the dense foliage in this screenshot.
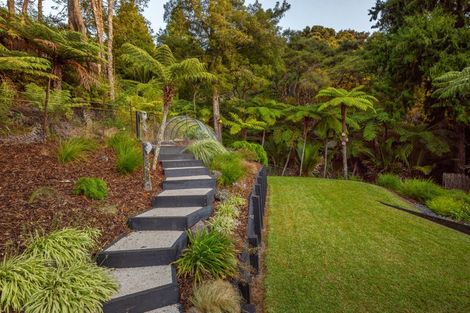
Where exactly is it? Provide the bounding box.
[73,177,108,200]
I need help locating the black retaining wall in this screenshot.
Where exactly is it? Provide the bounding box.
[239,167,268,313]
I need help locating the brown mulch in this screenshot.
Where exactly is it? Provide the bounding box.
[0,141,162,258]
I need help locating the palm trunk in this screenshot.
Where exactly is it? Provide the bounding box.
[37,0,43,21]
[52,63,63,89]
[323,138,328,178]
[107,0,115,102]
[457,123,466,173]
[282,144,293,176]
[341,104,348,180]
[68,0,87,35]
[7,0,15,15]
[152,86,173,170]
[212,87,222,142]
[90,0,105,74]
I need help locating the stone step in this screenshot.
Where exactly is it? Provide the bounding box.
[97,231,186,268]
[158,153,194,161]
[161,159,204,168]
[103,266,178,313]
[145,305,182,313]
[159,146,185,154]
[152,188,214,208]
[163,175,216,190]
[129,206,212,231]
[164,166,209,177]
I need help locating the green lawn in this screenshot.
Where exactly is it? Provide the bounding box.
[265,177,470,313]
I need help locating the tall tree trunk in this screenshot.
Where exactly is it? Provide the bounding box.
[90,0,105,74]
[37,0,43,21]
[457,123,466,173]
[323,138,328,178]
[282,144,293,176]
[107,0,115,102]
[7,0,15,15]
[299,121,307,176]
[21,0,29,15]
[341,104,348,180]
[152,86,173,170]
[42,78,51,141]
[52,63,63,89]
[68,0,86,35]
[261,129,266,146]
[212,87,222,142]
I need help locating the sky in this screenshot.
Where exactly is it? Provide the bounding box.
[144,0,377,33]
[6,0,377,33]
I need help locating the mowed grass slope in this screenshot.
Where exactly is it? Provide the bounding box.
[265,177,470,313]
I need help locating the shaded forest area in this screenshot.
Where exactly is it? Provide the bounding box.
[1,0,469,182]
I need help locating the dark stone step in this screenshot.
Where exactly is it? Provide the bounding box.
[163,176,216,190]
[128,207,212,231]
[159,146,186,154]
[161,159,204,168]
[158,153,194,161]
[152,188,214,208]
[164,167,210,177]
[97,231,187,268]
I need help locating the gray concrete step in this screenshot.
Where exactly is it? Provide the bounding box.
[158,153,194,161]
[103,265,178,313]
[152,188,214,208]
[164,166,209,177]
[163,175,216,190]
[160,146,185,154]
[145,305,181,313]
[129,206,212,231]
[97,231,186,268]
[161,159,204,168]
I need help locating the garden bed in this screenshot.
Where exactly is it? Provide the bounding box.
[0,141,162,258]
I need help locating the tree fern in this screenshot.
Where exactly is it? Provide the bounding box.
[433,67,470,98]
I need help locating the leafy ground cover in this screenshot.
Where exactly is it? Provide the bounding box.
[0,142,162,258]
[265,177,470,313]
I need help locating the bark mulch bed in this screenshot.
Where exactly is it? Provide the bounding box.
[0,141,162,258]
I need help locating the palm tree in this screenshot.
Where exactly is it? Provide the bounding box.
[317,86,377,179]
[120,43,215,170]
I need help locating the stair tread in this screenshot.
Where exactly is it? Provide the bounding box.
[165,175,213,181]
[110,265,173,299]
[145,305,181,313]
[165,166,206,170]
[136,207,204,218]
[158,188,213,197]
[105,231,183,252]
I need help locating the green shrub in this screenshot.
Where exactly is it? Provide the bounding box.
[398,179,445,202]
[0,256,48,312]
[57,137,96,163]
[209,214,237,235]
[108,132,142,174]
[225,194,246,208]
[377,174,402,190]
[24,263,117,313]
[185,139,227,166]
[231,141,268,165]
[426,196,470,222]
[73,177,108,200]
[216,202,240,219]
[189,280,241,313]
[25,228,100,267]
[211,153,246,186]
[174,229,237,283]
[0,81,15,121]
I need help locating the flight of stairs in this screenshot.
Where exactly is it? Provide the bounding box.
[98,143,216,313]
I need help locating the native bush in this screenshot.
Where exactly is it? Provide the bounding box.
[73,177,108,200]
[174,229,237,283]
[231,140,268,165]
[0,256,48,312]
[211,153,246,186]
[377,173,402,190]
[189,280,241,313]
[108,132,142,174]
[57,137,96,163]
[25,228,100,267]
[24,83,72,120]
[0,81,15,121]
[185,139,227,166]
[24,263,117,313]
[426,196,470,222]
[398,178,445,202]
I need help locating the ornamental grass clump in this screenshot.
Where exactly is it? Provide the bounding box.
[73,177,108,200]
[185,139,227,166]
[377,173,402,190]
[108,132,142,174]
[211,153,247,186]
[174,229,237,284]
[426,196,470,222]
[398,178,446,202]
[189,280,241,313]
[57,137,96,163]
[25,228,100,267]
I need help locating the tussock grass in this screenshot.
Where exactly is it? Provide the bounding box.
[189,280,241,313]
[57,137,96,163]
[108,132,142,174]
[185,139,227,166]
[73,177,108,200]
[211,153,247,186]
